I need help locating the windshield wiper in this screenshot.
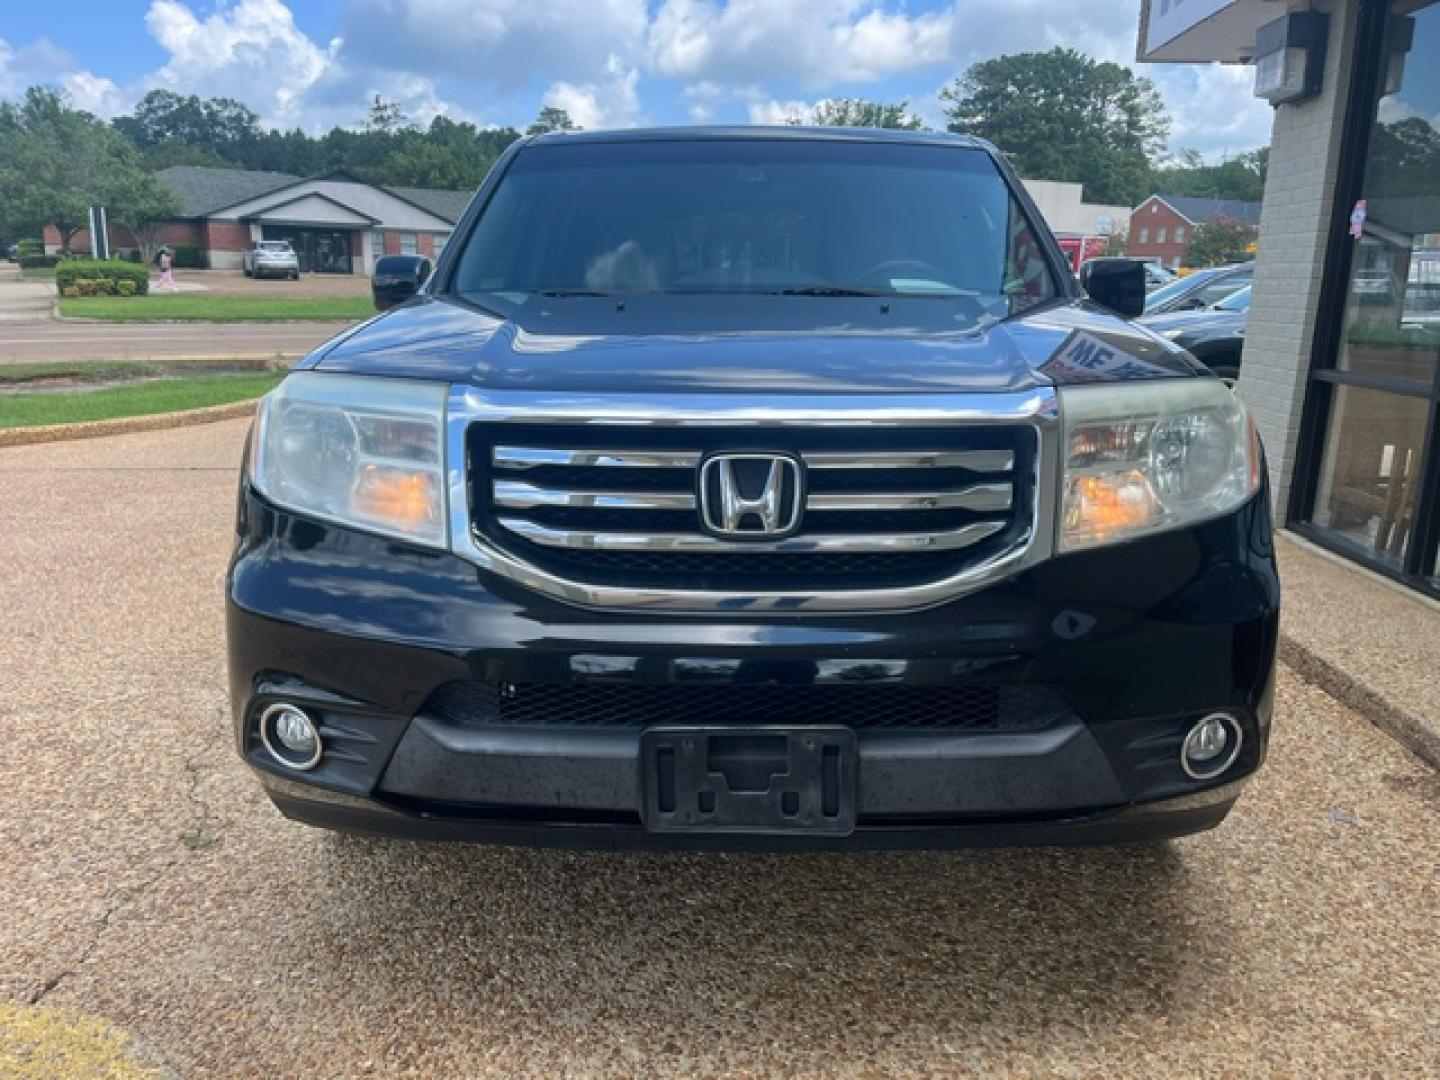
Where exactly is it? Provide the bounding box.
[772,286,895,298]
[534,288,620,297]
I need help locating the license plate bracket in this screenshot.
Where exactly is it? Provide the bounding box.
[640,726,857,835]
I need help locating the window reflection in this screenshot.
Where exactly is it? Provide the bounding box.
[1313,386,1429,566]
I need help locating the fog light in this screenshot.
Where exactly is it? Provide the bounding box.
[1181,713,1242,780]
[259,703,323,771]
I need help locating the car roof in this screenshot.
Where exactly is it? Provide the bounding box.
[525,125,989,151]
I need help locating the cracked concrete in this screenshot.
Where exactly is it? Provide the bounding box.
[1,418,1438,1077]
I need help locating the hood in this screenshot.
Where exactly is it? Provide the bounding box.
[1137,308,1247,341]
[307,294,1202,393]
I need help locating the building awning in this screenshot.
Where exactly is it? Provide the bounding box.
[1139,0,1271,62]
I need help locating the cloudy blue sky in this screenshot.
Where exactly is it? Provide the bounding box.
[0,0,1273,159]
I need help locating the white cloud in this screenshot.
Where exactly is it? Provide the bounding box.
[1152,62,1274,160]
[0,36,128,117]
[746,98,815,126]
[60,71,128,118]
[144,0,341,126]
[650,0,951,88]
[542,55,641,130]
[344,0,648,90]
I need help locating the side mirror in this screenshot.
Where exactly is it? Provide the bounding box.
[1079,258,1146,320]
[373,255,432,312]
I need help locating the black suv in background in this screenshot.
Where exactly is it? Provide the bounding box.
[228,128,1278,849]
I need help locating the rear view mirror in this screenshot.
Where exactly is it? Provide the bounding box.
[373,255,433,312]
[1079,258,1146,320]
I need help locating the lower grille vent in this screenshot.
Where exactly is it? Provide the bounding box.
[423,681,1072,733]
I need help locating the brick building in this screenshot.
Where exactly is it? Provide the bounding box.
[1139,0,1440,599]
[45,166,473,275]
[1126,194,1262,269]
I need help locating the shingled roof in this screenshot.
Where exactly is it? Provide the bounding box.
[385,185,475,224]
[1155,195,1263,227]
[155,165,475,224]
[156,165,302,217]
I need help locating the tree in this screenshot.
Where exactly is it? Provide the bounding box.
[1104,226,1129,257]
[805,98,925,130]
[1150,147,1268,202]
[105,168,181,263]
[527,106,578,135]
[366,95,408,134]
[114,89,260,157]
[941,47,1169,206]
[0,87,130,251]
[1185,215,1258,267]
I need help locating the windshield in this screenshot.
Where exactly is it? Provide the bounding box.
[1214,285,1252,312]
[451,139,1058,319]
[258,242,291,251]
[1143,269,1217,312]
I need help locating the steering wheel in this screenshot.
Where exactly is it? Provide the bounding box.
[854,258,951,288]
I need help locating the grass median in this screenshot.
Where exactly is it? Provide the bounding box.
[58,294,373,322]
[0,371,283,429]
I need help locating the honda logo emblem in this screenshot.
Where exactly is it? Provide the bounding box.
[699,454,804,537]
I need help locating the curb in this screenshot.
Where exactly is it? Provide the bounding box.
[1280,637,1440,769]
[0,398,260,448]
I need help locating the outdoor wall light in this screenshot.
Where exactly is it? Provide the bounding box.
[1252,11,1329,106]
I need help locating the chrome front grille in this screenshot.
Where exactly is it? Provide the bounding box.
[467,423,1036,593]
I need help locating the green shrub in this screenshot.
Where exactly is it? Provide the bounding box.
[115,278,138,297]
[55,259,149,298]
[20,254,63,270]
[16,238,45,259]
[171,244,204,268]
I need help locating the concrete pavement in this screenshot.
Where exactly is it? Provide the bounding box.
[0,262,354,363]
[0,266,55,323]
[0,420,1437,1077]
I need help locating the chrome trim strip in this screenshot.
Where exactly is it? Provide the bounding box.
[493,481,695,511]
[494,447,701,469]
[803,449,1014,471]
[445,387,1060,615]
[496,517,1005,553]
[807,484,1012,513]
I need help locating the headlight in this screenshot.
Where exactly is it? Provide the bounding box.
[1058,378,1260,552]
[250,372,447,547]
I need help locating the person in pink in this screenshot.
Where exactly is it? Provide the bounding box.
[157,247,175,291]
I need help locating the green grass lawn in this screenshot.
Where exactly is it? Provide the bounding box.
[58,294,373,322]
[0,372,283,428]
[20,266,57,279]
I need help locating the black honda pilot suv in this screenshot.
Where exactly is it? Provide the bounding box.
[228,127,1278,848]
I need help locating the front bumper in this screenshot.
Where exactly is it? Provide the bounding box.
[228,483,1279,849]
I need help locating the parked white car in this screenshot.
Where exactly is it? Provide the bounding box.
[243,241,300,280]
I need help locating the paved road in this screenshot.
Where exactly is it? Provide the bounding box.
[0,263,356,363]
[0,319,355,364]
[1,420,1437,1077]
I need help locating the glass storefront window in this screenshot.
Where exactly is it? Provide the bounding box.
[1303,0,1440,590]
[1312,385,1430,567]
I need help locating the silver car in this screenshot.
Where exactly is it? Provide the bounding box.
[243,241,300,280]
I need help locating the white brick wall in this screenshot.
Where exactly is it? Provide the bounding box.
[1237,0,1362,518]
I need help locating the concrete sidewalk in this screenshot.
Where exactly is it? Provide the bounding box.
[0,264,55,322]
[1277,532,1440,768]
